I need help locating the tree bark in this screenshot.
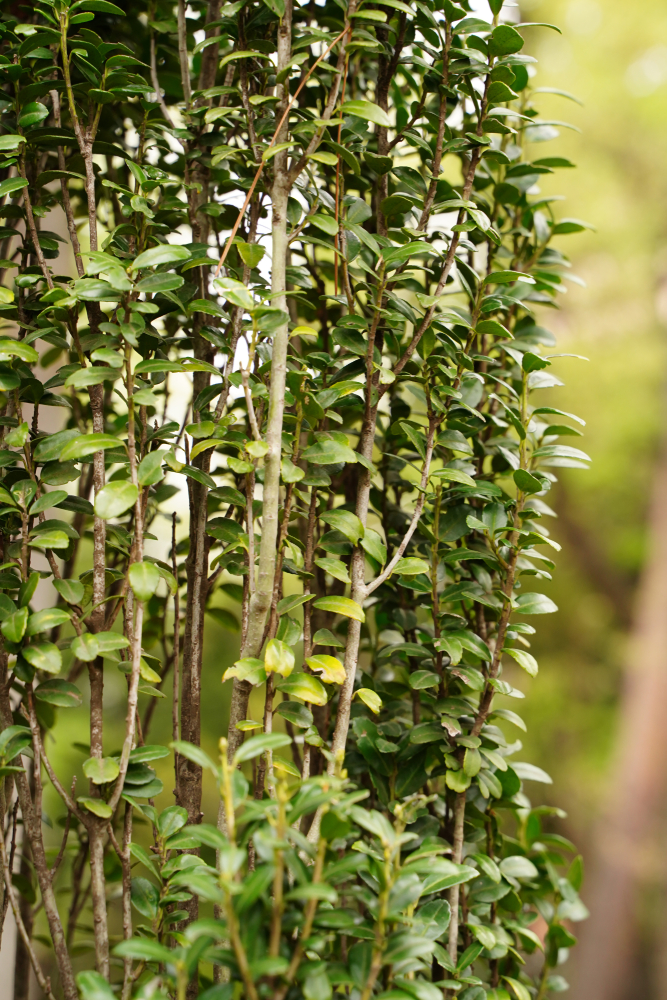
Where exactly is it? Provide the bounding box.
[226,0,294,762]
[569,446,667,1000]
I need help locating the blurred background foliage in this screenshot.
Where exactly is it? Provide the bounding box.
[518,0,667,814]
[517,1,667,996]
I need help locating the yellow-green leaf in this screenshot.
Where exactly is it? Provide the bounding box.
[305,655,346,685]
[278,672,328,706]
[354,688,382,714]
[264,638,295,678]
[312,596,365,622]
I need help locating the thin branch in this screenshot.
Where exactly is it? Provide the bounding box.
[0,825,57,1000]
[366,417,439,595]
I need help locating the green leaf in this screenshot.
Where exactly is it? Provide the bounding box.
[0,135,26,152]
[309,150,339,166]
[0,486,18,507]
[275,701,313,728]
[1,607,28,643]
[0,177,27,199]
[499,856,538,880]
[503,648,538,677]
[71,633,99,662]
[277,672,329,706]
[181,465,217,489]
[34,679,82,707]
[60,434,123,461]
[354,688,382,714]
[445,769,471,793]
[222,657,266,685]
[522,351,550,373]
[394,557,430,576]
[129,876,160,918]
[364,151,393,174]
[77,796,113,818]
[310,214,338,236]
[98,633,131,662]
[128,561,161,601]
[319,509,364,543]
[135,360,185,377]
[276,593,315,616]
[0,725,31,761]
[303,437,358,465]
[113,938,173,964]
[513,469,544,494]
[74,0,125,13]
[409,670,440,690]
[213,277,254,310]
[22,642,62,674]
[312,596,365,622]
[483,270,535,286]
[281,457,305,483]
[30,490,68,515]
[477,318,511,338]
[261,141,293,162]
[502,978,532,1000]
[272,757,300,779]
[77,971,117,1000]
[0,339,39,363]
[287,883,338,903]
[234,731,291,765]
[264,638,295,678]
[136,272,184,293]
[83,756,120,784]
[137,450,166,486]
[65,367,122,389]
[157,805,188,839]
[430,468,476,487]
[29,530,70,550]
[26,607,70,635]
[314,557,350,584]
[94,481,138,519]
[5,422,29,448]
[170,740,218,773]
[515,593,558,615]
[489,24,524,57]
[19,102,50,127]
[131,244,191,270]
[53,580,85,604]
[235,718,264,731]
[361,529,387,566]
[127,747,169,769]
[512,762,552,784]
[238,243,265,268]
[340,100,391,128]
[34,429,80,462]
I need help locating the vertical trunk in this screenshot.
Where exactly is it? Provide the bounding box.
[327,412,375,774]
[569,447,667,1000]
[0,675,76,1000]
[226,0,294,761]
[447,793,466,963]
[177,468,210,826]
[88,382,109,978]
[197,0,223,95]
[12,825,33,1000]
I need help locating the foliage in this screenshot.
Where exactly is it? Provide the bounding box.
[0,0,588,998]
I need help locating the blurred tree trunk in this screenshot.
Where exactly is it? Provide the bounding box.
[569,444,667,1000]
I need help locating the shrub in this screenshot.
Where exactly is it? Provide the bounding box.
[0,1,587,998]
